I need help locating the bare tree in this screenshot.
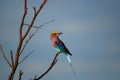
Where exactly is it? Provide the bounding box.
[0,0,59,80]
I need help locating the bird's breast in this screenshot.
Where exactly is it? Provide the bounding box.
[51,38,57,48]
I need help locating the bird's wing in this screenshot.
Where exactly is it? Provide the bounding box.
[55,39,72,56]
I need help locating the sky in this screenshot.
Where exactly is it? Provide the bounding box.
[0,0,120,80]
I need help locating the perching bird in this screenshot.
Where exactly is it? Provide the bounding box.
[50,31,75,75]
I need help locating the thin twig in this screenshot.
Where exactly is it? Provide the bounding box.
[24,20,54,28]
[24,23,39,28]
[34,20,54,28]
[19,50,34,64]
[19,70,23,80]
[10,50,14,66]
[33,52,60,80]
[0,44,12,67]
[33,6,36,16]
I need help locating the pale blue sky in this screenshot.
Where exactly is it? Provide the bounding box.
[0,0,120,80]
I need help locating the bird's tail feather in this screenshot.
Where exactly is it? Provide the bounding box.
[67,54,71,64]
[70,63,76,75]
[67,54,76,75]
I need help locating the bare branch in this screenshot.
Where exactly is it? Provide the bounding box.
[36,0,47,16]
[19,50,34,64]
[22,0,47,40]
[6,0,48,80]
[33,52,60,80]
[0,44,12,67]
[10,50,14,66]
[20,0,27,38]
[19,70,23,80]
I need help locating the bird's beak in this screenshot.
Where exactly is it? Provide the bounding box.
[58,32,63,35]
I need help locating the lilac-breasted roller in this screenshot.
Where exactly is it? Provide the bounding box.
[50,31,75,75]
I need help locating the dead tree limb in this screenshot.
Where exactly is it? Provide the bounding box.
[8,0,48,80]
[33,52,60,80]
[0,0,57,80]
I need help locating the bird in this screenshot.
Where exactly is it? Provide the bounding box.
[50,31,75,75]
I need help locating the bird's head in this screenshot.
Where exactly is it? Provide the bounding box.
[50,31,63,38]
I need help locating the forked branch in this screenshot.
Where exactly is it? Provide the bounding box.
[22,0,47,40]
[8,0,48,80]
[0,0,58,80]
